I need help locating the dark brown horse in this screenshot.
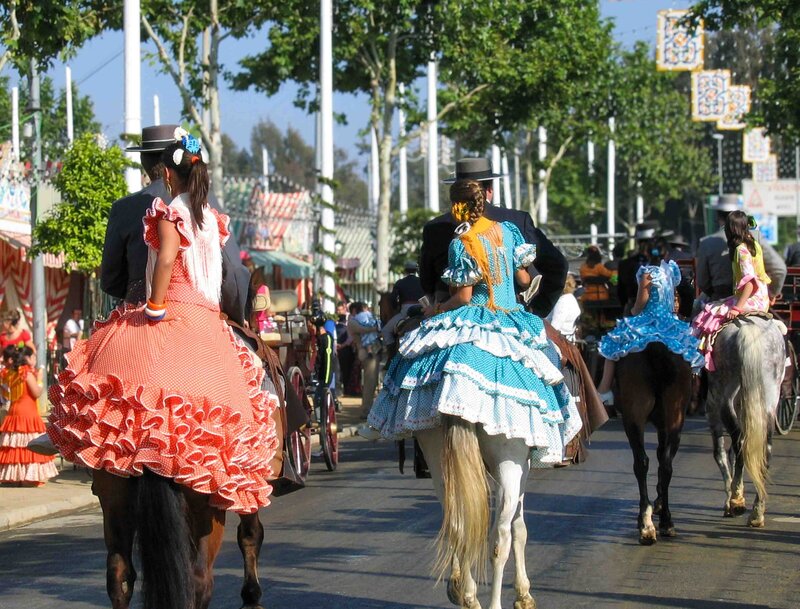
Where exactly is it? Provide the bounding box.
[615,343,692,545]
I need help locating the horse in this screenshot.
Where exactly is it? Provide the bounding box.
[614,343,693,544]
[415,420,536,609]
[704,315,785,527]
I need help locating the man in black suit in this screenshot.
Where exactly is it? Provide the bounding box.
[101,124,251,324]
[616,221,661,315]
[419,157,567,317]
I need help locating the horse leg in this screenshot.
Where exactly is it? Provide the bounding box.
[183,488,227,609]
[416,428,481,609]
[510,470,535,609]
[237,512,265,609]
[622,418,655,545]
[748,426,772,528]
[479,433,531,609]
[655,428,680,537]
[92,470,137,609]
[708,404,736,517]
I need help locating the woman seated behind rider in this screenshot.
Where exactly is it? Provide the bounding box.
[579,245,615,302]
[691,210,771,371]
[361,179,582,467]
[596,259,704,405]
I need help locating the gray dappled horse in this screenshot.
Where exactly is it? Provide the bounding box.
[705,315,785,527]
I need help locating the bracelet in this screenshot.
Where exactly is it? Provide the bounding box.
[144,305,166,321]
[147,299,166,310]
[434,303,443,315]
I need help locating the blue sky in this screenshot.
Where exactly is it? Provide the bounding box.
[5,1,691,163]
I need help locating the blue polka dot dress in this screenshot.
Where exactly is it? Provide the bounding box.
[367,221,582,467]
[599,260,703,372]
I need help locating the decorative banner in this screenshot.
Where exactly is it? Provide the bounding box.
[657,10,704,72]
[753,154,778,182]
[692,70,731,121]
[743,128,771,163]
[717,85,751,130]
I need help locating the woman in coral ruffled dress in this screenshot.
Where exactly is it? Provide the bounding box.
[47,131,279,514]
[0,346,58,485]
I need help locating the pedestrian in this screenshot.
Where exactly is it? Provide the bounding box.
[47,129,279,513]
[692,211,781,371]
[0,310,34,352]
[0,345,57,485]
[360,179,581,466]
[381,260,424,347]
[579,245,615,302]
[546,273,581,342]
[60,308,84,367]
[595,260,704,406]
[347,301,381,418]
[419,157,568,317]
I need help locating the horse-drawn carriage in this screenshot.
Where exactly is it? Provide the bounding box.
[263,290,339,476]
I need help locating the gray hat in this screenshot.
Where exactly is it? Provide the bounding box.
[708,194,741,213]
[404,260,418,273]
[125,124,180,153]
[442,158,505,184]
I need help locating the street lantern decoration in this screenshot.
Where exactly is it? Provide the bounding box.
[656,10,704,72]
[743,128,771,163]
[716,85,751,131]
[692,70,730,122]
[752,154,778,182]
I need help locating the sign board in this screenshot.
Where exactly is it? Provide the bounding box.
[656,10,704,72]
[751,212,778,245]
[742,180,800,218]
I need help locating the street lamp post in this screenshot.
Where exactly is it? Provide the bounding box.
[712,133,724,196]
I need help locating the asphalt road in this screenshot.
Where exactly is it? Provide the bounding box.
[1,417,799,609]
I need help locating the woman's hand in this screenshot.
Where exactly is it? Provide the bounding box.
[422,305,437,318]
[726,307,741,320]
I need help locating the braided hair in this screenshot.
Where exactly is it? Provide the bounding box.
[449,180,486,225]
[161,139,210,229]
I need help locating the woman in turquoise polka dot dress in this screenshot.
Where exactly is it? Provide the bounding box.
[364,180,581,467]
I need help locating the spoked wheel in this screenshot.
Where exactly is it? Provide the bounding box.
[287,366,311,481]
[776,342,800,435]
[319,389,339,471]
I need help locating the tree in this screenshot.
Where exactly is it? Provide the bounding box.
[233,1,516,293]
[689,1,800,138]
[389,207,436,274]
[607,42,712,228]
[31,133,131,272]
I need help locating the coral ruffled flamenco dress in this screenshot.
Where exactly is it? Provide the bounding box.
[47,196,279,513]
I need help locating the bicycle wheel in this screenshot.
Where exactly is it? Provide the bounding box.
[776,343,799,435]
[287,367,311,481]
[318,389,339,471]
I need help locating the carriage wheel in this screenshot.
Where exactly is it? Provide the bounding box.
[319,388,339,471]
[287,367,311,481]
[776,343,800,435]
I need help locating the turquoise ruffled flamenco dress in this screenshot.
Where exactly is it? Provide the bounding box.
[599,260,704,372]
[367,221,582,467]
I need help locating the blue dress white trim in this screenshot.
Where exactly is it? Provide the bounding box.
[599,260,704,372]
[367,221,582,467]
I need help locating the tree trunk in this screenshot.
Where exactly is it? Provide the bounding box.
[208,0,224,207]
[534,136,573,215]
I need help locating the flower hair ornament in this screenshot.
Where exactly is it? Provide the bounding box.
[451,201,470,223]
[747,214,758,230]
[172,126,209,165]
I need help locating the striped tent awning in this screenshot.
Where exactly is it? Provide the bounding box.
[0,230,66,268]
[248,250,314,279]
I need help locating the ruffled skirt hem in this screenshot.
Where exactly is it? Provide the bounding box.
[0,460,58,483]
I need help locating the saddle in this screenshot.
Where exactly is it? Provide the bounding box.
[707,311,775,355]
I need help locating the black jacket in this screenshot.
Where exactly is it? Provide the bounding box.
[419,206,568,317]
[100,179,251,325]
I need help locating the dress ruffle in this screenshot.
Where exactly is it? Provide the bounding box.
[47,304,279,514]
[514,243,537,268]
[0,461,58,483]
[144,197,193,250]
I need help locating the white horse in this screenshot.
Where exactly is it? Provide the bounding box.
[416,416,537,609]
[705,316,785,527]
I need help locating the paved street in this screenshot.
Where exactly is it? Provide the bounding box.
[1,417,799,609]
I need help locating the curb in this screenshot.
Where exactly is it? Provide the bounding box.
[0,489,99,533]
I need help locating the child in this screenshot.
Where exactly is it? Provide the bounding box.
[692,211,771,370]
[0,346,58,485]
[596,260,703,404]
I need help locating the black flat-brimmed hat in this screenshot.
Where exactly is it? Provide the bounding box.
[125,124,180,153]
[442,157,505,184]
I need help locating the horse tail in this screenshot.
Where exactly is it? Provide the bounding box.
[137,468,194,609]
[435,415,490,583]
[737,322,769,500]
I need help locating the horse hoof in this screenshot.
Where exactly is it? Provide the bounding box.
[514,595,537,609]
[730,499,747,516]
[659,526,677,538]
[447,577,463,606]
[462,597,482,609]
[639,525,657,545]
[747,514,765,528]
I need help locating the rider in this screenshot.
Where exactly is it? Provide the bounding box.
[360,178,582,467]
[381,260,424,348]
[616,221,662,315]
